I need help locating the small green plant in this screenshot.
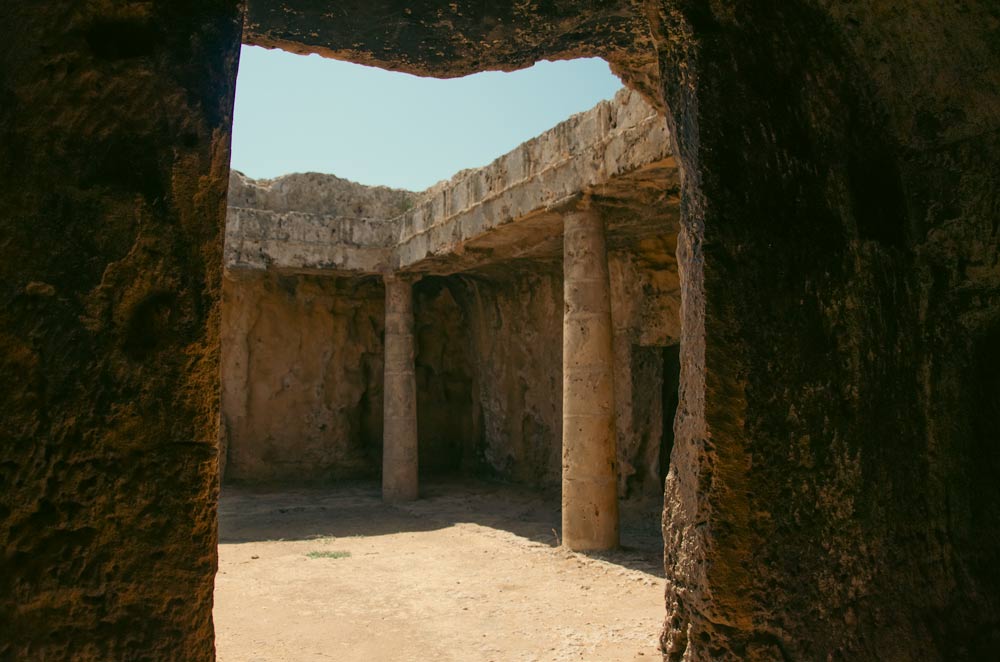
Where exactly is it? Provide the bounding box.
[305,550,351,560]
[395,197,415,215]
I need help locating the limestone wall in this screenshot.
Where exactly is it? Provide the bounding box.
[220,272,385,483]
[608,246,682,497]
[417,253,681,494]
[225,171,402,273]
[221,251,681,493]
[457,270,565,485]
[228,169,419,217]
[413,279,479,475]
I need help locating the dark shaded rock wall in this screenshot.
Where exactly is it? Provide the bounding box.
[220,272,385,483]
[652,2,1000,659]
[0,1,243,659]
[413,278,479,476]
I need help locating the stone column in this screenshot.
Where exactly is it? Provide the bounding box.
[382,274,419,502]
[562,199,619,550]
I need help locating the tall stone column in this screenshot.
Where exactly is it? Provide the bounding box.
[382,274,419,502]
[562,199,619,550]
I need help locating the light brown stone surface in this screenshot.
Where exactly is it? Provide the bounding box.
[221,261,680,495]
[220,272,384,483]
[561,203,620,551]
[228,169,418,217]
[382,276,420,501]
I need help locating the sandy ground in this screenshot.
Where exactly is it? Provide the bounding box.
[214,480,666,662]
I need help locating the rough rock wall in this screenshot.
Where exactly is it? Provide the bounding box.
[220,272,384,483]
[228,169,419,218]
[453,254,680,492]
[652,2,1000,659]
[220,253,680,492]
[220,261,679,492]
[243,0,658,91]
[458,268,565,484]
[0,2,243,659]
[224,170,409,273]
[609,246,681,498]
[413,278,478,475]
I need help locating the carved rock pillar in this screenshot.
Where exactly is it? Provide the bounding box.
[562,200,619,550]
[382,274,419,502]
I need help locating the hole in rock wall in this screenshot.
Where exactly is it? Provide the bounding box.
[220,45,682,486]
[215,40,681,662]
[968,322,1000,565]
[661,344,681,488]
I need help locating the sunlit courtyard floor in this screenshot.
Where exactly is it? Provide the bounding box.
[214,480,665,661]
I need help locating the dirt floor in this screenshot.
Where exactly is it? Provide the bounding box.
[214,480,666,661]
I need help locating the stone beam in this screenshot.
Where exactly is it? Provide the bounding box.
[392,88,670,270]
[223,89,675,277]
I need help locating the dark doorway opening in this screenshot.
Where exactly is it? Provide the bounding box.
[413,276,477,478]
[660,344,681,488]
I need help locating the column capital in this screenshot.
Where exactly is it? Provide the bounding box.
[383,271,423,286]
[568,192,597,214]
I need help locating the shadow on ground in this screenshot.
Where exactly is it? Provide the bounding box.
[218,478,664,576]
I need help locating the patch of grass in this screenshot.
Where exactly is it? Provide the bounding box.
[305,550,351,560]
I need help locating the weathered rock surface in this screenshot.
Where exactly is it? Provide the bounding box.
[220,272,385,483]
[242,0,660,102]
[413,280,478,476]
[225,171,408,273]
[228,169,419,217]
[0,2,243,659]
[222,260,680,495]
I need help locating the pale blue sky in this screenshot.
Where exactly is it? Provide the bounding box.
[230,46,623,191]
